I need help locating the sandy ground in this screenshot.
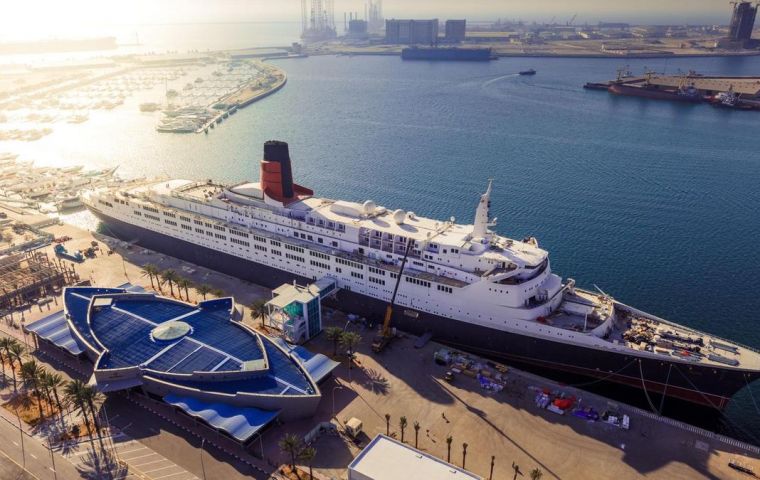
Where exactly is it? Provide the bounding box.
[11,220,760,480]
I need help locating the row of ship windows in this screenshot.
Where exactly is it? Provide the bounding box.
[305,216,346,232]
[98,200,114,208]
[292,230,340,248]
[137,206,460,294]
[285,253,305,262]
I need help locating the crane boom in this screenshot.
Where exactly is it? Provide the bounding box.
[372,240,414,352]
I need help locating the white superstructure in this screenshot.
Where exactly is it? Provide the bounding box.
[82,173,759,372]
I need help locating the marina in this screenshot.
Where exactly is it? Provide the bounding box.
[1,9,760,478]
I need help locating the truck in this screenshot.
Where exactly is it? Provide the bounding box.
[54,244,84,263]
[345,417,363,439]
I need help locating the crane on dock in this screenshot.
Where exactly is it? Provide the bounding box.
[372,240,414,353]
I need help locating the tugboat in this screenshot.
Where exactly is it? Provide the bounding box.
[519,69,536,76]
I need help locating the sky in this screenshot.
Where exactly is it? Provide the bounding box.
[0,0,736,41]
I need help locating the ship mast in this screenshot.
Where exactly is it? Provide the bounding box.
[471,179,496,241]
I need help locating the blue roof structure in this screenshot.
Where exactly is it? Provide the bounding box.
[164,394,279,442]
[59,286,322,396]
[27,285,326,429]
[25,310,85,355]
[273,337,340,384]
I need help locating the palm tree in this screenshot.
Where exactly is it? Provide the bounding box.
[80,383,104,435]
[43,372,66,428]
[140,264,160,290]
[529,468,543,480]
[340,331,361,371]
[298,446,317,480]
[212,288,225,298]
[20,360,44,419]
[462,442,468,469]
[325,326,344,357]
[413,421,420,448]
[194,283,212,300]
[176,278,193,301]
[278,433,303,473]
[385,413,391,436]
[64,380,92,437]
[7,340,24,392]
[399,416,407,443]
[0,337,9,383]
[160,269,178,297]
[446,435,453,463]
[249,299,269,329]
[39,370,55,415]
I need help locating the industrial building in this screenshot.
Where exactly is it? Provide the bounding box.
[348,434,482,480]
[385,19,439,45]
[721,1,758,48]
[25,285,339,444]
[347,19,369,39]
[444,20,467,43]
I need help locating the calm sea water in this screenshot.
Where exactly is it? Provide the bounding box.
[4,24,760,441]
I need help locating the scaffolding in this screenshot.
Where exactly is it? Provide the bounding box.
[0,251,79,310]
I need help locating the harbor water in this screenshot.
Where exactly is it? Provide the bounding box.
[3,24,760,442]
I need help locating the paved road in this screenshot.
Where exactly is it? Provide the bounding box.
[0,412,78,480]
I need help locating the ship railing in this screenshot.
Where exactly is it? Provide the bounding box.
[615,301,760,357]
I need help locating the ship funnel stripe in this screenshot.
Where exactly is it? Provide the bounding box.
[262,140,294,199]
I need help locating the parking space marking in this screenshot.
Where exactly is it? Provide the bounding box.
[122,452,159,461]
[117,446,148,456]
[143,464,182,474]
[132,458,170,468]
[153,471,192,479]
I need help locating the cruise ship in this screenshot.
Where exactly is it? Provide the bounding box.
[82,140,760,409]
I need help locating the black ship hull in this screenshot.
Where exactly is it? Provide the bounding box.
[90,208,759,410]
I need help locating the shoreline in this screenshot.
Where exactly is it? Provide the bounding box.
[307,48,760,60]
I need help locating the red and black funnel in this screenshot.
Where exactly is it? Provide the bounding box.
[260,141,313,204]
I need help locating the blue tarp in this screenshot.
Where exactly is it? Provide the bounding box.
[163,394,279,442]
[25,310,85,355]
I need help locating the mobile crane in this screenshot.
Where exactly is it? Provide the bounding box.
[371,240,414,353]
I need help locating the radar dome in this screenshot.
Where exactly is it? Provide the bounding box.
[363,200,376,215]
[392,209,406,225]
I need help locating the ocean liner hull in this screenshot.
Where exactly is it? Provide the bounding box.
[90,208,758,409]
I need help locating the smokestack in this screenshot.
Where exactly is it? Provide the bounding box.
[262,140,294,199]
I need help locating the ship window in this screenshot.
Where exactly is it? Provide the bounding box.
[318,238,323,244]
[337,224,345,232]
[331,241,338,247]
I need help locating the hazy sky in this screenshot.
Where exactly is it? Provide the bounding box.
[1,0,735,40]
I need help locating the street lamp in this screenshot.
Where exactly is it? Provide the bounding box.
[200,438,207,480]
[332,384,345,419]
[47,435,57,480]
[14,408,25,468]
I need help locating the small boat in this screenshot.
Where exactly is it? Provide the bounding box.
[519,69,536,76]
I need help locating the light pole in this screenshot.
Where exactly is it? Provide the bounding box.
[47,435,57,480]
[200,438,207,480]
[14,408,25,468]
[332,385,345,419]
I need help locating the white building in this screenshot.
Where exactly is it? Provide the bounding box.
[348,434,482,480]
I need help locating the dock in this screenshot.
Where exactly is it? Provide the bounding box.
[4,215,758,480]
[586,72,760,109]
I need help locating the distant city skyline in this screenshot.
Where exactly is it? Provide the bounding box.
[0,0,744,42]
